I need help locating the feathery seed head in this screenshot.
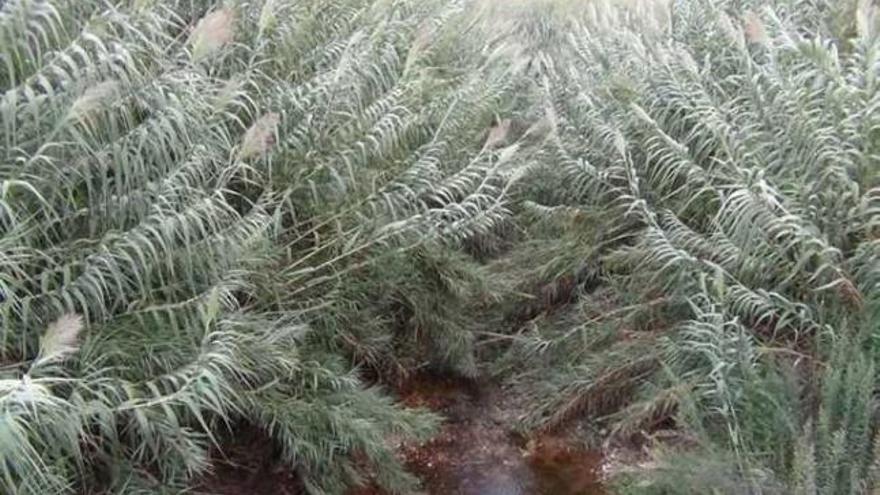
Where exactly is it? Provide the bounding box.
[39,313,84,361]
[240,112,281,158]
[191,8,236,61]
[69,80,119,121]
[743,11,768,44]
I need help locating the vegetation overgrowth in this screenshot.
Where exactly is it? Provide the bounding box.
[0,0,877,494]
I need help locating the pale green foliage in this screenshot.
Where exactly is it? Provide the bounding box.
[0,0,522,493]
[491,0,880,492]
[5,0,877,493]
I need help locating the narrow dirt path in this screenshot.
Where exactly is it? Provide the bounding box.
[389,374,606,495]
[198,374,608,495]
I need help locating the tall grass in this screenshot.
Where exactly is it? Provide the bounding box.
[0,0,524,493]
[493,0,880,492]
[2,0,877,494]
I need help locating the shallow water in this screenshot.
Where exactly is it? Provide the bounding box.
[395,375,606,495]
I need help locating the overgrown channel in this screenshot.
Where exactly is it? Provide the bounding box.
[201,373,609,495]
[2,0,879,494]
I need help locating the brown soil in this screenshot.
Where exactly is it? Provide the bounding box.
[196,375,607,495]
[194,425,305,495]
[387,373,606,495]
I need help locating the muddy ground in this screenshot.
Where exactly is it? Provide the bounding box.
[388,374,606,495]
[198,373,607,495]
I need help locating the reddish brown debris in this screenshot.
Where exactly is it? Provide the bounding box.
[357,373,607,495]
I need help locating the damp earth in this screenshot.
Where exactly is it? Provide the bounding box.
[198,374,607,495]
[385,374,607,495]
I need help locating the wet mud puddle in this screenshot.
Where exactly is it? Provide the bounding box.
[395,375,606,495]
